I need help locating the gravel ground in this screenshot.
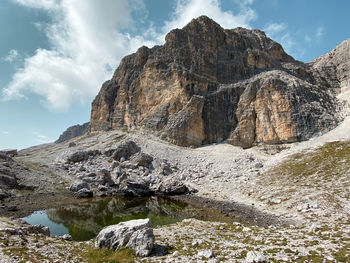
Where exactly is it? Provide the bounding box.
[1,110,350,261]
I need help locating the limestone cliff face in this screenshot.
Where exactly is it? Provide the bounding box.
[90,16,344,148]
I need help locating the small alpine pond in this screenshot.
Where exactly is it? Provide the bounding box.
[21,196,207,241]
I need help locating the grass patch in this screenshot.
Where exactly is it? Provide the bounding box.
[264,141,350,182]
[82,246,135,263]
[333,244,350,262]
[3,246,46,263]
[259,141,350,208]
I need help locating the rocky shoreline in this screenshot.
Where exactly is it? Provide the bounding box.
[168,195,295,227]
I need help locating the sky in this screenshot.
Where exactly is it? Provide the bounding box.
[0,0,349,150]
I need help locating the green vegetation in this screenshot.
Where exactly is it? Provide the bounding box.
[82,246,135,263]
[264,141,350,182]
[258,141,350,210]
[333,244,350,262]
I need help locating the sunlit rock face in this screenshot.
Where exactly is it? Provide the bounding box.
[90,15,343,148]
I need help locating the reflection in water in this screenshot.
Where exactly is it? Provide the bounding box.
[22,196,200,241]
[21,210,69,237]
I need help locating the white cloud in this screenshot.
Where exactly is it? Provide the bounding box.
[4,0,256,112]
[1,131,10,135]
[32,131,54,144]
[264,22,295,54]
[2,49,19,62]
[4,0,153,112]
[241,0,254,5]
[233,0,255,8]
[264,23,287,37]
[279,33,295,53]
[32,22,44,31]
[304,34,312,44]
[162,0,256,37]
[304,26,325,46]
[12,0,59,9]
[316,26,324,41]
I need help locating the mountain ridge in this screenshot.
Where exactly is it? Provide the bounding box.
[89,15,346,148]
[55,122,89,143]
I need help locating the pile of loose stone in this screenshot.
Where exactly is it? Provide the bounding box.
[0,217,85,263]
[63,140,191,198]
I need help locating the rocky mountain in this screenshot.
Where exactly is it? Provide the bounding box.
[311,38,350,101]
[90,16,345,148]
[56,122,89,143]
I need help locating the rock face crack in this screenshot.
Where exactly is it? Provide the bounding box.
[90,15,346,148]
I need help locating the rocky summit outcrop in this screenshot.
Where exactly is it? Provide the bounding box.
[311,39,350,101]
[90,15,345,148]
[55,122,89,143]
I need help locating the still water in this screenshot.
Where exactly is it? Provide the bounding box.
[21,196,203,241]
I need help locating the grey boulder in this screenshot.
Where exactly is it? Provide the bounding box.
[96,169,113,185]
[152,159,173,175]
[119,175,152,196]
[130,152,153,167]
[95,218,154,257]
[74,188,93,198]
[157,179,188,195]
[67,151,88,163]
[0,149,18,157]
[69,180,90,192]
[112,140,140,161]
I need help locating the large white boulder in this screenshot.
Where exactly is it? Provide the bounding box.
[95,218,154,257]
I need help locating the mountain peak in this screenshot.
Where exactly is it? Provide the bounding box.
[187,15,223,29]
[90,16,344,148]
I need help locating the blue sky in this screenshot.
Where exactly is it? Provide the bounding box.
[1,0,349,150]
